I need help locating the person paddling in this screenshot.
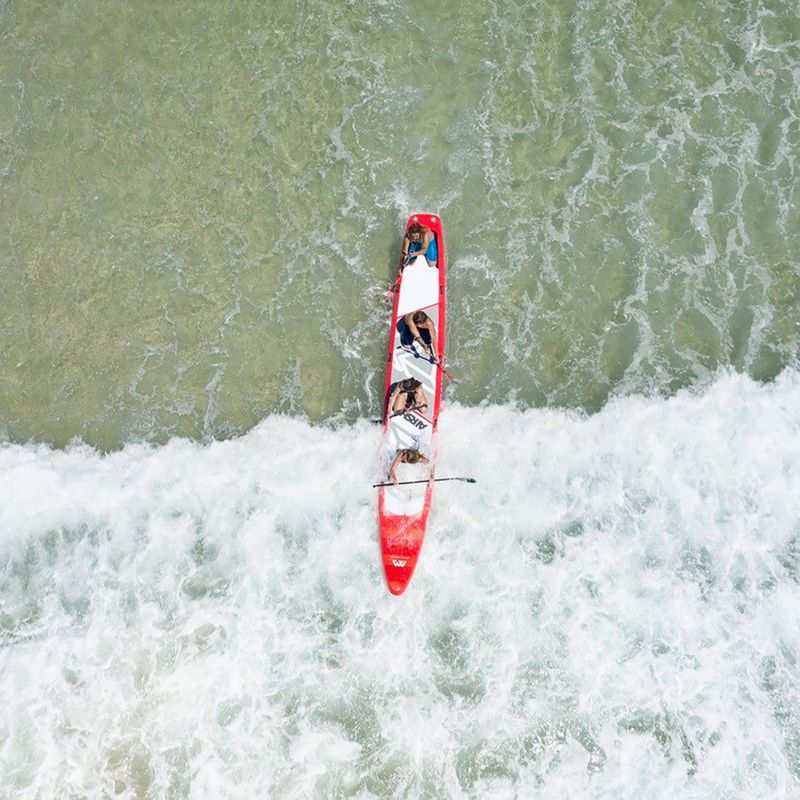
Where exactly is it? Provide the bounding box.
[404,310,440,364]
[389,377,428,415]
[385,222,439,299]
[388,448,430,485]
[400,222,438,269]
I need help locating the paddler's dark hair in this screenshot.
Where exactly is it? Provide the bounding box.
[399,378,421,392]
[407,222,425,237]
[402,448,422,463]
[412,311,428,324]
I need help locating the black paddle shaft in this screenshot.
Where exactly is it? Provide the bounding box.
[372,477,476,488]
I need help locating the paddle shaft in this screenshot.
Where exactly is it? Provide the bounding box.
[372,477,476,488]
[437,362,457,381]
[397,342,455,382]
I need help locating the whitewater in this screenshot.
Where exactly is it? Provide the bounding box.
[2,370,799,798]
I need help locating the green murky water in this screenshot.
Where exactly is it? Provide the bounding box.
[1,0,798,449]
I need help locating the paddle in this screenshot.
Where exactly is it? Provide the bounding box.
[372,477,476,488]
[418,352,458,382]
[383,280,400,300]
[372,478,477,489]
[397,342,456,382]
[436,361,457,382]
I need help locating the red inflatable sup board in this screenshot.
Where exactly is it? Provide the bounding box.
[378,213,446,595]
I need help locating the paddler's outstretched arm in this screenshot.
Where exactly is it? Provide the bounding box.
[388,451,404,484]
[425,320,440,363]
[421,229,434,257]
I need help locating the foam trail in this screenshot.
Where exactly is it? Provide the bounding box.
[1,371,799,797]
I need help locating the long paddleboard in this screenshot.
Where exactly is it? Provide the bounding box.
[378,213,446,595]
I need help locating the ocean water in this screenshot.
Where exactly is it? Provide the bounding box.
[1,0,800,797]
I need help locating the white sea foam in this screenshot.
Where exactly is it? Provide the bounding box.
[1,370,799,798]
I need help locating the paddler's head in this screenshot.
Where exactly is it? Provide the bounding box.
[412,311,428,325]
[400,378,421,392]
[407,223,424,240]
[402,448,422,464]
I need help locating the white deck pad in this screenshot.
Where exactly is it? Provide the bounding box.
[395,256,440,317]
